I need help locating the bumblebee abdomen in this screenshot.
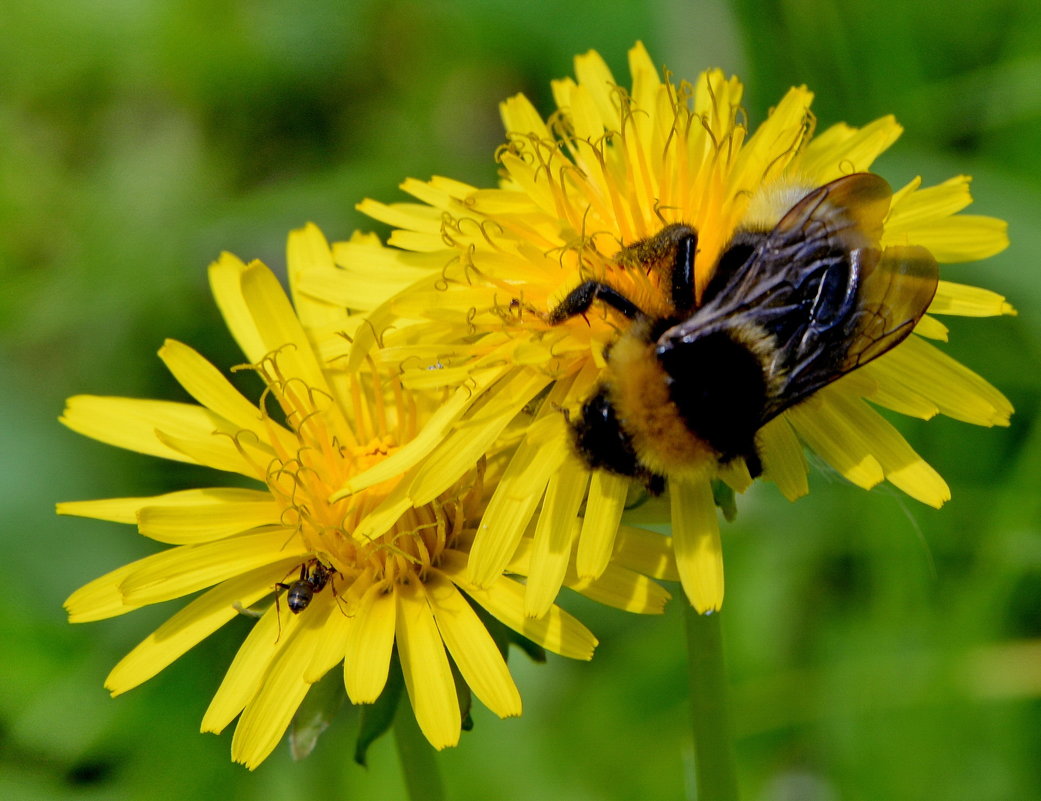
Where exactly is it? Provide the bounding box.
[605,333,717,477]
[656,327,769,464]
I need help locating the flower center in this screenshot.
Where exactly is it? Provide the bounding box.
[250,351,477,589]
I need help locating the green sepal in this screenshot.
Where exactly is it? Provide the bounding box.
[289,666,349,761]
[711,479,738,522]
[449,659,474,732]
[354,652,405,767]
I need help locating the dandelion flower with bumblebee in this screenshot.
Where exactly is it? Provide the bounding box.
[329,41,1013,614]
[59,225,674,768]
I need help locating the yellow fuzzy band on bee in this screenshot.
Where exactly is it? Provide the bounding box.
[603,331,716,477]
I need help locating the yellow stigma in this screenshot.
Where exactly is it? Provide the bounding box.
[241,348,480,592]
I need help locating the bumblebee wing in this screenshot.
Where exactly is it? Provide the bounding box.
[660,174,937,421]
[771,171,891,254]
[690,174,893,325]
[761,175,938,417]
[839,244,939,369]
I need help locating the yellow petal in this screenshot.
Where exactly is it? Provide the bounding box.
[799,115,903,182]
[784,395,885,489]
[330,363,511,500]
[201,600,306,734]
[905,215,1009,262]
[914,314,949,341]
[525,458,589,618]
[408,368,552,506]
[343,580,397,703]
[231,609,326,769]
[119,529,309,606]
[627,41,662,115]
[304,593,353,683]
[575,471,629,580]
[238,260,336,402]
[60,395,234,464]
[399,176,478,210]
[867,335,1012,426]
[718,459,754,494]
[758,416,809,501]
[350,478,414,542]
[137,488,279,544]
[825,385,951,507]
[395,581,460,750]
[387,227,454,253]
[467,416,569,587]
[153,427,268,480]
[564,561,670,614]
[301,266,415,311]
[427,572,522,719]
[568,82,607,157]
[930,280,1016,317]
[573,48,618,129]
[106,562,293,695]
[886,175,973,228]
[58,487,272,528]
[208,252,267,365]
[331,235,446,284]
[58,495,159,525]
[158,339,295,453]
[355,198,443,235]
[848,361,939,421]
[730,86,815,195]
[442,551,597,660]
[670,475,724,612]
[613,525,678,581]
[498,152,558,218]
[65,561,145,622]
[286,223,351,332]
[499,92,551,141]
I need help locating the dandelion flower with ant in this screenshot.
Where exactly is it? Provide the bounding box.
[60,225,673,768]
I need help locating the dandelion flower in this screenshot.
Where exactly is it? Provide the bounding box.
[329,42,1013,613]
[60,226,672,768]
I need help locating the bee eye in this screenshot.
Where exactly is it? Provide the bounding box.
[657,331,767,461]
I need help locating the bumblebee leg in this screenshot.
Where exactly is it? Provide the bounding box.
[548,281,643,324]
[669,231,697,316]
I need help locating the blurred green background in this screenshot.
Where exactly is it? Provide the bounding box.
[4,0,1041,799]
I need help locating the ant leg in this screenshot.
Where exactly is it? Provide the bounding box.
[547,281,644,324]
[273,581,293,642]
[328,573,351,617]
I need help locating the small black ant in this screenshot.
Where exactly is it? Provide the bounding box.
[276,559,336,614]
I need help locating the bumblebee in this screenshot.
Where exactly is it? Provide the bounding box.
[549,173,939,492]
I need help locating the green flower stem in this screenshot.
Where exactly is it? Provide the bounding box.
[684,605,740,801]
[393,703,445,801]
